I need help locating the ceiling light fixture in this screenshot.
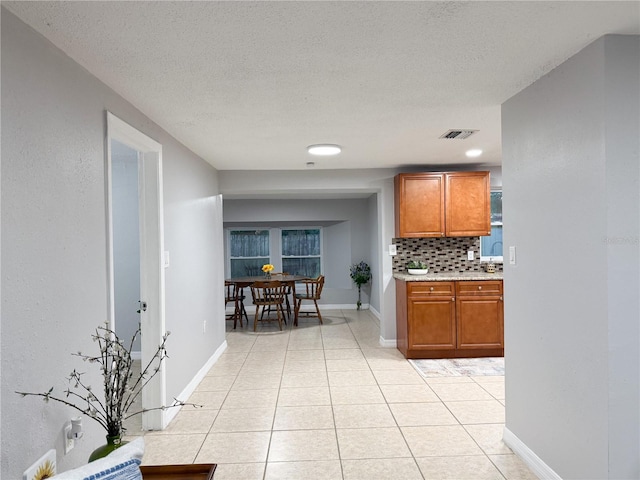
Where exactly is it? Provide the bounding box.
[306,162,315,168]
[307,144,341,156]
[465,149,483,158]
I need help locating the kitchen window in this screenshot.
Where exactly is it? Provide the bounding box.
[228,230,270,277]
[480,190,503,262]
[281,229,322,277]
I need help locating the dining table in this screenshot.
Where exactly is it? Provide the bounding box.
[225,274,310,326]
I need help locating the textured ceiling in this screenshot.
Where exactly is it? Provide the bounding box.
[4,1,639,171]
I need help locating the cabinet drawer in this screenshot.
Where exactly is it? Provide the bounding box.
[456,281,503,296]
[408,282,455,297]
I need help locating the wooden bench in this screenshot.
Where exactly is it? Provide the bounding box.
[140,464,216,479]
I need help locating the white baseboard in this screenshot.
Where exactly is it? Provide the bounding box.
[163,340,228,427]
[368,305,381,319]
[503,426,561,480]
[379,336,397,348]
[318,303,369,310]
[235,304,370,314]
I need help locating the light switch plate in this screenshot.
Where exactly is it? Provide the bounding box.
[164,251,170,268]
[509,246,517,265]
[389,244,397,256]
[467,250,474,260]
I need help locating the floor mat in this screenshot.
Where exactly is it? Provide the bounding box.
[409,357,504,377]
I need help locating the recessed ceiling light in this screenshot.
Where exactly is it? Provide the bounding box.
[307,144,341,156]
[465,149,483,158]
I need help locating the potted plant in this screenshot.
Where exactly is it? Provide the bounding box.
[17,322,199,461]
[350,261,371,310]
[407,260,429,275]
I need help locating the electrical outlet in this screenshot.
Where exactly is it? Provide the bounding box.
[63,424,74,454]
[467,250,475,260]
[509,246,517,265]
[389,244,397,256]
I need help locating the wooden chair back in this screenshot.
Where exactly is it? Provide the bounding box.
[250,280,286,331]
[250,281,285,306]
[300,275,324,300]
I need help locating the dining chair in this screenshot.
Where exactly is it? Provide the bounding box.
[250,280,286,331]
[262,272,292,320]
[225,281,248,329]
[294,275,325,326]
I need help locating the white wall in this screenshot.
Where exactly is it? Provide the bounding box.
[1,10,224,477]
[502,35,639,479]
[377,175,397,343]
[367,193,380,313]
[112,140,142,352]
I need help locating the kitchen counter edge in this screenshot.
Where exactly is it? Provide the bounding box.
[394,272,504,282]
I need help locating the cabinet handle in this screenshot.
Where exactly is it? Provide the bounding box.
[452,297,455,302]
[499,296,503,301]
[478,286,482,290]
[430,287,434,292]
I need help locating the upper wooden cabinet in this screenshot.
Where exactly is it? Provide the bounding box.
[394,173,445,237]
[395,171,491,237]
[445,172,492,237]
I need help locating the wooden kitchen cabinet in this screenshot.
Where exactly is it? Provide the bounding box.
[406,281,456,352]
[445,172,492,237]
[456,281,504,350]
[396,279,503,359]
[394,173,445,237]
[394,171,491,238]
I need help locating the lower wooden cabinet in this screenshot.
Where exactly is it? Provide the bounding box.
[456,281,503,350]
[396,279,503,359]
[408,287,456,351]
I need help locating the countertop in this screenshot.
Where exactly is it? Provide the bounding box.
[393,271,503,282]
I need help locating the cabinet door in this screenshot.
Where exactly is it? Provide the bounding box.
[456,295,503,349]
[408,296,456,350]
[395,173,445,237]
[445,171,491,237]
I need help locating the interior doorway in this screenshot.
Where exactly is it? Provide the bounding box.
[106,111,166,431]
[111,140,141,359]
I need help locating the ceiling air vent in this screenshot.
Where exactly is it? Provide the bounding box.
[439,129,478,140]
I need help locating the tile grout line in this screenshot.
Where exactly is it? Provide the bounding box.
[324,310,346,480]
[159,310,522,478]
[262,325,290,480]
[421,368,509,479]
[191,338,254,464]
[348,311,427,480]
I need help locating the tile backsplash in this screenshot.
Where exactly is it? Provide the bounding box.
[392,237,503,273]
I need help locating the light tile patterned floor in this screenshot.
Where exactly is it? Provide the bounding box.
[135,309,538,479]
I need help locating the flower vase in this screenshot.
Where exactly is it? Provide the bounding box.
[357,285,362,310]
[89,435,127,462]
[265,272,271,279]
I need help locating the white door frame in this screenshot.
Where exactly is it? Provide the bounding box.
[106,111,166,430]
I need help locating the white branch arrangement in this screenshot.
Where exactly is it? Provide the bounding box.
[17,322,200,437]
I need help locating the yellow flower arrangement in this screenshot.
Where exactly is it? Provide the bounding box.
[262,264,274,273]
